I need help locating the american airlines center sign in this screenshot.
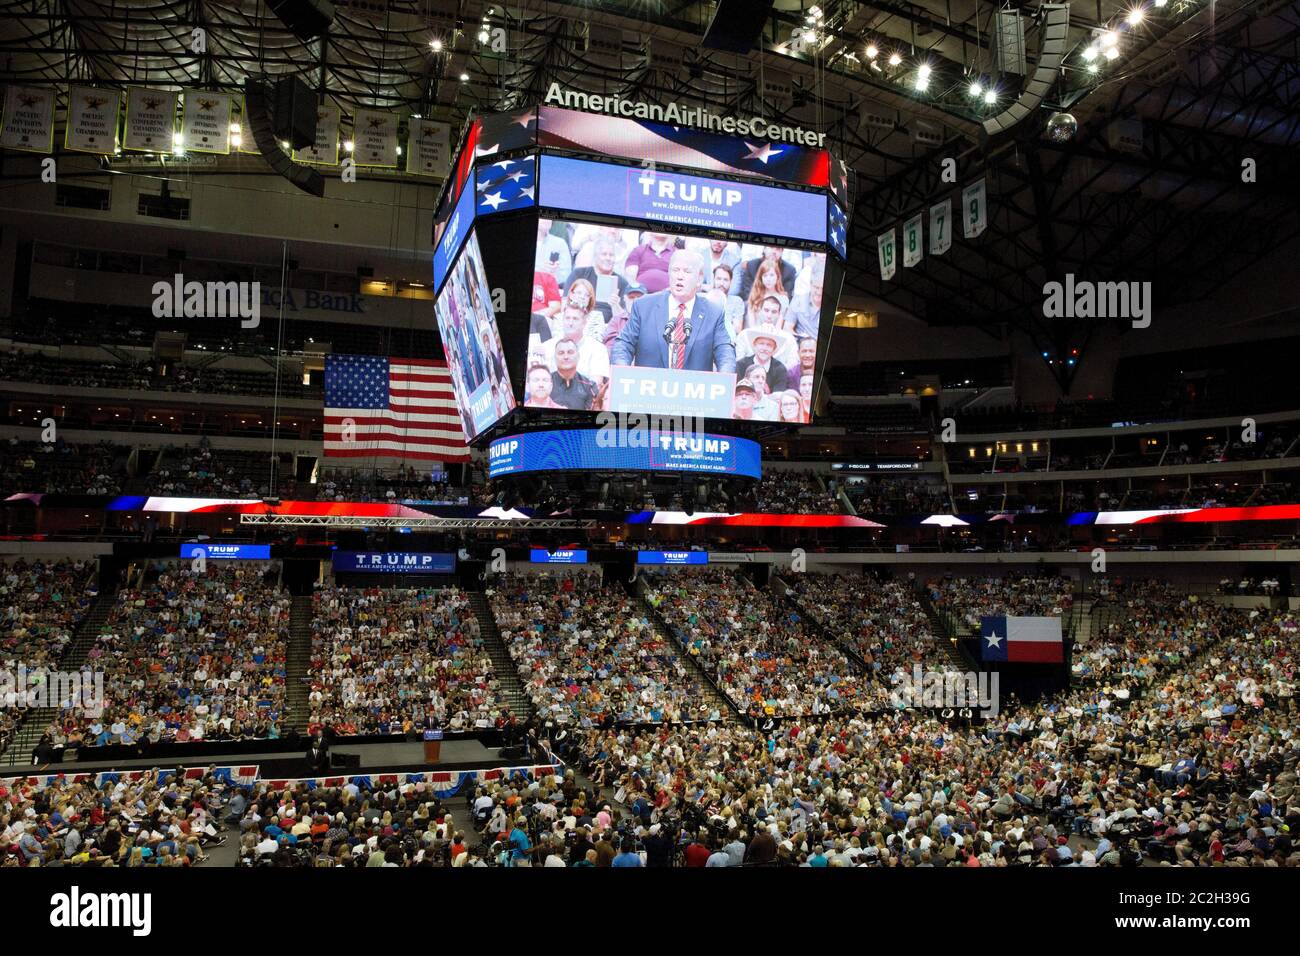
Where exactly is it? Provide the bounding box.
[543,83,827,147]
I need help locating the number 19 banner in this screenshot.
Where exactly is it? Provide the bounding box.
[877,229,896,281]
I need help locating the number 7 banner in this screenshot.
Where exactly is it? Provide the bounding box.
[929,198,952,255]
[962,178,987,239]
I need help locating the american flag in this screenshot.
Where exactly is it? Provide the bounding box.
[323,354,469,462]
[537,105,829,188]
[476,156,535,214]
[829,200,848,259]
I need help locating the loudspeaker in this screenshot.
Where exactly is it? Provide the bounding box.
[983,4,1071,137]
[273,75,318,150]
[266,0,335,42]
[330,752,360,770]
[701,0,775,54]
[243,78,325,197]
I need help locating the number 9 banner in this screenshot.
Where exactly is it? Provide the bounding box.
[962,178,987,239]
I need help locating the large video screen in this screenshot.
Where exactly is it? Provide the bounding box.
[433,230,515,440]
[526,216,826,423]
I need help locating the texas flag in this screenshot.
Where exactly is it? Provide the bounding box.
[980,616,1064,663]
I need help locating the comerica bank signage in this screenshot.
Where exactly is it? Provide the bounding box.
[543,83,827,147]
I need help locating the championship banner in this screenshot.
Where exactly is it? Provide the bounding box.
[353,108,398,167]
[64,85,120,154]
[1,84,56,153]
[877,229,896,281]
[123,87,176,153]
[236,97,261,154]
[929,198,952,256]
[962,178,988,239]
[406,117,451,176]
[181,90,232,153]
[293,102,340,165]
[902,213,923,268]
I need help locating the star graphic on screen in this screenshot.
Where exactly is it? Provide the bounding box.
[507,169,527,182]
[743,141,784,164]
[475,142,500,157]
[480,191,506,210]
[491,159,515,171]
[984,631,1003,648]
[513,111,535,129]
[519,186,534,200]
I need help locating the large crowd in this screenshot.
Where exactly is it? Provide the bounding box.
[928,572,1075,631]
[644,569,880,718]
[31,564,290,754]
[753,471,842,514]
[488,572,723,726]
[308,587,502,735]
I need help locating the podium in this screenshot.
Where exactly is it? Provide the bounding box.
[423,728,443,765]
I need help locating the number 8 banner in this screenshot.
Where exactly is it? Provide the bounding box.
[878,229,896,281]
[902,213,923,268]
[962,178,987,239]
[929,198,952,256]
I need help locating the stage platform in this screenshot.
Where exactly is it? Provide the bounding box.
[13,738,513,780]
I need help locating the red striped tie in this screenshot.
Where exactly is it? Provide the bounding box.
[670,302,688,370]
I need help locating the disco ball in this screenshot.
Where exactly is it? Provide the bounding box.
[1045,112,1078,143]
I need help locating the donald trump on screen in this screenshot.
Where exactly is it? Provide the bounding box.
[609,248,736,373]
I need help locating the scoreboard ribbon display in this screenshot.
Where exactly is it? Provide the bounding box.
[488,429,761,479]
[539,154,828,244]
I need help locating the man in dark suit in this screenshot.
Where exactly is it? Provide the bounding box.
[305,731,330,773]
[609,249,736,373]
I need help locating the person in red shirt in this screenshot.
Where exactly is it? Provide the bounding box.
[683,834,711,867]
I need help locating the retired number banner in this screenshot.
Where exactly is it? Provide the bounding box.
[877,229,896,282]
[962,178,988,239]
[902,213,923,268]
[929,198,952,256]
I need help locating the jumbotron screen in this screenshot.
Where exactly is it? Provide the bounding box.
[432,230,515,440]
[527,218,827,422]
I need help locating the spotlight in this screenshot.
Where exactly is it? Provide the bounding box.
[1082,45,1098,61]
[1104,45,1120,60]
[888,51,902,66]
[866,44,878,59]
[1127,7,1144,25]
[478,29,490,43]
[1154,0,1167,6]
[915,62,931,91]
[430,38,443,52]
[459,72,470,81]
[344,140,354,152]
[968,80,983,97]
[984,88,997,104]
[1100,30,1118,49]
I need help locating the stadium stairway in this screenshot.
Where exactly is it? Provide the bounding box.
[625,581,741,722]
[0,586,118,767]
[466,590,535,721]
[770,575,872,673]
[284,594,314,736]
[915,585,979,672]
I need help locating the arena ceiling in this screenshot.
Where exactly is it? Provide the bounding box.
[3,0,1299,376]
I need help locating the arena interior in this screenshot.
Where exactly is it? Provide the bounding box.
[1,0,1299,927]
